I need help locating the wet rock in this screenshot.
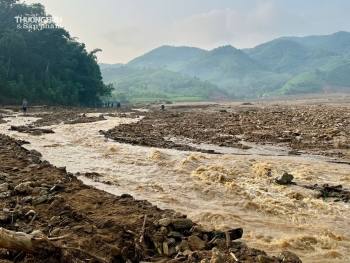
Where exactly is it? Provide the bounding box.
[171,218,193,229]
[158,218,172,226]
[257,255,278,263]
[275,172,294,185]
[188,235,206,251]
[120,193,132,198]
[168,231,184,239]
[30,149,42,157]
[278,251,302,263]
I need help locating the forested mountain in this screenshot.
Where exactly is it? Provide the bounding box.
[0,0,112,105]
[105,67,220,103]
[281,31,350,55]
[242,39,338,75]
[102,32,350,99]
[127,45,207,70]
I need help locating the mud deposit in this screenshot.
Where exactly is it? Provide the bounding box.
[2,97,350,263]
[103,104,350,158]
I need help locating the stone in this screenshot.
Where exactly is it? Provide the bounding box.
[111,246,121,257]
[102,219,115,228]
[31,187,42,195]
[257,255,277,263]
[192,224,215,233]
[158,218,172,226]
[0,183,9,192]
[83,225,96,234]
[32,195,48,205]
[30,149,42,157]
[48,199,60,209]
[179,239,189,251]
[14,182,31,193]
[188,235,206,251]
[168,231,184,239]
[171,218,193,229]
[210,247,224,263]
[275,172,294,185]
[20,196,33,204]
[228,227,243,240]
[278,251,302,263]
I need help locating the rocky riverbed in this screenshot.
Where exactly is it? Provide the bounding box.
[102,104,350,158]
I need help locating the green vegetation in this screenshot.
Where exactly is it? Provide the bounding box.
[281,31,350,56]
[127,45,207,70]
[106,32,350,99]
[0,0,112,105]
[273,71,326,95]
[105,67,219,103]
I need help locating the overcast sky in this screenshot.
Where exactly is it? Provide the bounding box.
[22,0,350,63]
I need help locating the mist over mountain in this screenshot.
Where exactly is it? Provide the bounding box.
[100,31,350,100]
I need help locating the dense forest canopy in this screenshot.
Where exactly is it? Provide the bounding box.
[0,0,112,105]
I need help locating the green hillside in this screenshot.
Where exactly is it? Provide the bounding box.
[242,39,337,75]
[177,45,287,98]
[103,32,350,100]
[127,45,207,70]
[107,67,220,103]
[282,31,350,55]
[273,71,326,95]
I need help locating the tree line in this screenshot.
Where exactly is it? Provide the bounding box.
[0,0,112,105]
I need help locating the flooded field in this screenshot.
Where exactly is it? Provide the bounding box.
[1,98,350,263]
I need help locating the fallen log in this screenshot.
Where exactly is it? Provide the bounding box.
[0,228,108,262]
[0,227,38,253]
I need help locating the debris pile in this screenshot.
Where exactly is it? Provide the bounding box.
[103,105,350,158]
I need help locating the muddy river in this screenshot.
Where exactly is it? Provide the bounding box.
[1,110,350,263]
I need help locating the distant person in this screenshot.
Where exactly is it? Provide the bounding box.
[22,99,28,115]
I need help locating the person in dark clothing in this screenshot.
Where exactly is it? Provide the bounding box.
[22,99,28,115]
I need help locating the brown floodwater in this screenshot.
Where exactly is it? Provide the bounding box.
[1,111,350,262]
